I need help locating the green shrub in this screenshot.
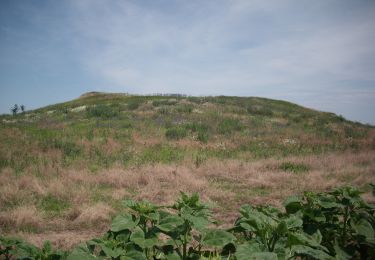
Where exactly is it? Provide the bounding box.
[247,105,273,116]
[185,122,210,143]
[127,99,144,110]
[152,99,178,107]
[218,118,243,134]
[280,161,309,173]
[158,106,170,115]
[197,131,209,143]
[52,139,81,158]
[176,105,193,113]
[194,152,207,168]
[344,126,367,139]
[138,144,184,164]
[165,126,188,140]
[0,156,8,169]
[86,104,119,118]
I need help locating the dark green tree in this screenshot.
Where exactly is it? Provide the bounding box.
[11,104,19,115]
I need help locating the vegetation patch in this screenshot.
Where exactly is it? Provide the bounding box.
[165,126,188,140]
[152,99,178,107]
[218,118,244,134]
[176,104,193,113]
[86,104,119,118]
[184,122,210,143]
[247,105,273,116]
[280,161,310,173]
[38,195,70,216]
[137,144,184,164]
[52,139,81,158]
[127,98,144,110]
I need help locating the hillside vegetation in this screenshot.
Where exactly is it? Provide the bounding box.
[0,92,374,250]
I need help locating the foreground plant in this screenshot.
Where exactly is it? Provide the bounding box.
[1,185,375,259]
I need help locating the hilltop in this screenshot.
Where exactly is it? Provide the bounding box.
[1,93,374,248]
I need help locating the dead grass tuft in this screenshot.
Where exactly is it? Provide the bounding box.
[73,203,114,226]
[0,206,43,231]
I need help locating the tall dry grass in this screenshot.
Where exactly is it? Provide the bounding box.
[1,150,374,249]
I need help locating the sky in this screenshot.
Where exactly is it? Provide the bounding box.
[1,0,375,124]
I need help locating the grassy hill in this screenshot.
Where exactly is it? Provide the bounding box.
[1,92,374,248]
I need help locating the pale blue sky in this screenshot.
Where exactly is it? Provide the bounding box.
[1,0,375,124]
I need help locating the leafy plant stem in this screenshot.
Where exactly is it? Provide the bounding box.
[342,206,349,244]
[183,230,188,259]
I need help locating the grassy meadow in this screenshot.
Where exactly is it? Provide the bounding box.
[1,92,374,248]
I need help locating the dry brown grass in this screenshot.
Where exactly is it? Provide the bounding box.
[0,206,43,231]
[1,150,374,249]
[72,203,114,227]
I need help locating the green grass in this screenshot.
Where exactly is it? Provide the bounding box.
[165,126,188,140]
[136,144,184,165]
[279,162,310,174]
[218,118,243,134]
[86,104,119,118]
[38,195,70,216]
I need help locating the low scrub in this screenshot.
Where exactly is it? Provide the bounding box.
[280,162,310,174]
[165,127,188,140]
[127,99,144,110]
[86,104,119,118]
[1,185,375,259]
[185,122,210,143]
[247,105,273,116]
[137,144,184,164]
[152,99,178,107]
[218,118,243,135]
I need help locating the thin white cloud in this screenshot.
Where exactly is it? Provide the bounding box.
[62,0,375,123]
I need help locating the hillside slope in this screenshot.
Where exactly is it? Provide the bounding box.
[1,93,374,248]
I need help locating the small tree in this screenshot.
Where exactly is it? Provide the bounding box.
[11,104,19,115]
[20,104,25,113]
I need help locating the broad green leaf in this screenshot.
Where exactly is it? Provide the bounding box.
[111,213,137,232]
[67,244,98,260]
[144,236,159,248]
[318,200,341,209]
[165,252,182,260]
[238,205,277,232]
[370,184,375,196]
[145,212,159,221]
[120,249,147,260]
[236,243,277,260]
[115,230,131,242]
[288,232,328,252]
[351,218,374,240]
[101,244,121,258]
[333,240,351,260]
[291,245,334,260]
[239,222,255,231]
[275,221,288,235]
[247,253,278,260]
[185,214,210,231]
[130,227,145,248]
[284,215,303,229]
[283,196,302,214]
[304,209,326,223]
[235,242,261,256]
[201,229,236,247]
[311,230,323,245]
[157,215,184,232]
